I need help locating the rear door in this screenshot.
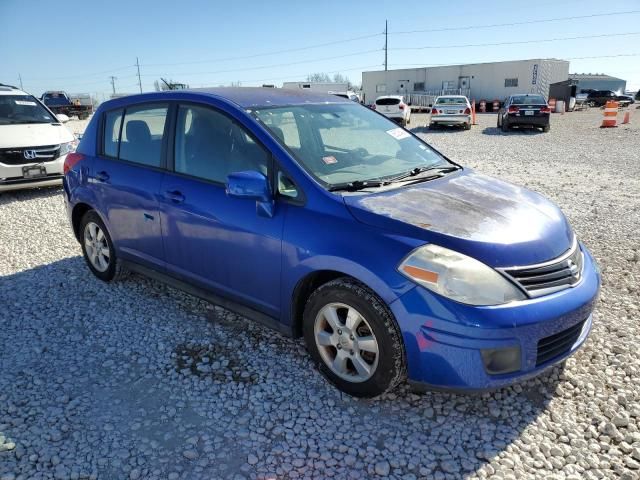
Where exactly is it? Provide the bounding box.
[93,103,169,270]
[159,102,285,317]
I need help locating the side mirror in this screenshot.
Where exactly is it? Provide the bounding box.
[56,114,70,123]
[226,171,271,203]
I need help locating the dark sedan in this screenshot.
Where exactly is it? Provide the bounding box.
[497,94,551,132]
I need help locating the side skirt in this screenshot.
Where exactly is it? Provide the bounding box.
[122,260,294,338]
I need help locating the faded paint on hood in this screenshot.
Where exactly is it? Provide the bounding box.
[0,123,75,149]
[343,169,574,267]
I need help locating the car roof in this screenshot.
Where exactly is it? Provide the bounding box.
[106,87,353,110]
[0,84,28,96]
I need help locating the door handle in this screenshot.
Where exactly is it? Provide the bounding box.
[164,190,185,203]
[95,171,110,182]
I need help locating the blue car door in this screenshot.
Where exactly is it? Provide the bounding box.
[93,104,169,270]
[159,102,285,318]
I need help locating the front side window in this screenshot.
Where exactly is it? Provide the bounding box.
[254,103,446,188]
[119,104,168,167]
[174,104,269,183]
[0,95,56,125]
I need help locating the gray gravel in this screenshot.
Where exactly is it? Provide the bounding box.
[1,109,639,479]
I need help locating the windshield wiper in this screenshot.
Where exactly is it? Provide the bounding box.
[328,179,387,192]
[387,164,460,183]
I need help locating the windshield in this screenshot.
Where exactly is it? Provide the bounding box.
[436,97,467,105]
[511,95,546,105]
[253,103,447,187]
[0,95,56,125]
[42,92,69,106]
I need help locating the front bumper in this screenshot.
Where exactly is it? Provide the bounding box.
[390,245,600,391]
[430,114,470,125]
[0,157,65,192]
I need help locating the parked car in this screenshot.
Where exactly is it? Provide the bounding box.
[372,95,411,126]
[0,84,76,192]
[42,91,93,120]
[615,94,635,105]
[64,88,600,397]
[330,91,361,103]
[429,95,472,130]
[497,94,551,132]
[584,90,631,107]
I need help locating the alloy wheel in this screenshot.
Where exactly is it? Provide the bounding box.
[313,303,379,383]
[84,221,110,272]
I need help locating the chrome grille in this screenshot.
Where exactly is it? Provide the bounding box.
[500,239,583,298]
[0,145,60,165]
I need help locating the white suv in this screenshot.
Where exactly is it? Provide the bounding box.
[373,95,411,126]
[0,84,76,192]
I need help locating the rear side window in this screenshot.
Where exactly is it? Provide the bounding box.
[174,104,269,183]
[376,98,400,106]
[103,109,123,157]
[119,105,168,167]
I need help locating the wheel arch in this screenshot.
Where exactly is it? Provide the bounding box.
[71,202,94,242]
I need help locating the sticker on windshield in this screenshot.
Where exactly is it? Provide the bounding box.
[322,155,338,165]
[14,100,37,106]
[386,127,410,140]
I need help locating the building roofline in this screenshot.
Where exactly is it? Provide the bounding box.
[363,58,568,74]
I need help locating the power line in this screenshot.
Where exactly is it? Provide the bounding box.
[392,31,640,51]
[25,64,136,81]
[141,32,382,68]
[140,48,381,78]
[389,10,640,35]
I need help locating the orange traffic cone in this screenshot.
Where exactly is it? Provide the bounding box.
[622,110,631,124]
[600,100,619,128]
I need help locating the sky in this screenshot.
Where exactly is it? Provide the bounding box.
[1,0,639,100]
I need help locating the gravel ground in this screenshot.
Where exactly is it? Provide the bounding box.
[1,109,639,479]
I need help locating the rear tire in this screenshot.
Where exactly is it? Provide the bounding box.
[80,210,128,282]
[463,122,471,130]
[542,125,550,133]
[303,278,406,398]
[501,119,510,132]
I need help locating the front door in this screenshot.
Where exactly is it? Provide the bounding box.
[93,104,169,270]
[159,102,284,317]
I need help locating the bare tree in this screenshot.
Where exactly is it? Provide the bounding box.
[306,72,331,83]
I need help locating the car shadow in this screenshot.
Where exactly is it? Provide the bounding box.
[0,257,566,478]
[410,125,468,135]
[0,185,63,203]
[482,126,545,136]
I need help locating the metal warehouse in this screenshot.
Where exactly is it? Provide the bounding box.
[361,59,569,105]
[568,73,627,94]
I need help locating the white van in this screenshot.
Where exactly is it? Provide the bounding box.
[0,84,76,192]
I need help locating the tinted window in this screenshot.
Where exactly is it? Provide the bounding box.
[174,104,269,183]
[103,109,123,157]
[119,105,168,167]
[511,95,546,105]
[376,98,400,105]
[435,97,467,105]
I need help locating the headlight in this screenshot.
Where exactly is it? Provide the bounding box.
[398,244,526,306]
[59,141,77,156]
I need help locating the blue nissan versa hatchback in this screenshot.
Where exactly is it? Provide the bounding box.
[63,88,600,397]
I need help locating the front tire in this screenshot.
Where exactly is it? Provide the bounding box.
[303,278,406,397]
[80,210,128,282]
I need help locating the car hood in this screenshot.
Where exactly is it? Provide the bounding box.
[343,169,574,268]
[0,123,74,148]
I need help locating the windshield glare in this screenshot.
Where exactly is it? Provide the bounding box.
[0,95,56,125]
[254,103,446,187]
[436,97,468,105]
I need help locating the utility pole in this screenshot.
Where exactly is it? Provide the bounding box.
[384,20,388,71]
[109,76,117,95]
[136,57,142,93]
[18,74,23,90]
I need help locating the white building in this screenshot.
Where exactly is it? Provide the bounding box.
[282,81,350,94]
[361,59,569,105]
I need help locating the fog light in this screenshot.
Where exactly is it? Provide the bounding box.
[481,346,521,375]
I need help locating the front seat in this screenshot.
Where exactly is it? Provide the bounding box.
[120,120,153,164]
